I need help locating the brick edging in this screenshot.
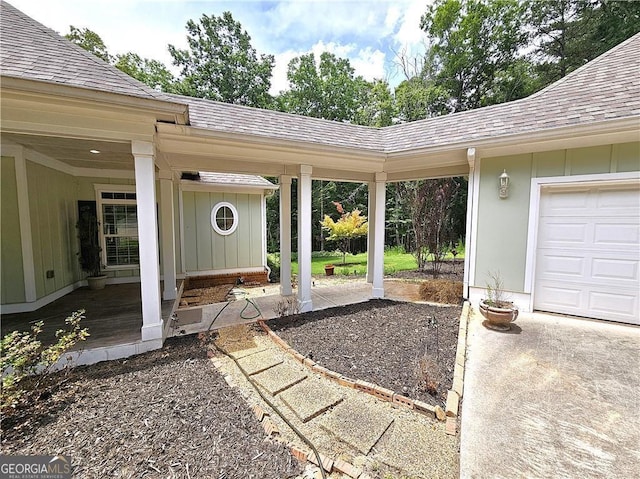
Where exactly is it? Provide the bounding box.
[257,301,472,430]
[211,361,368,479]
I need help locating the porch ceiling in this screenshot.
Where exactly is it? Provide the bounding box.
[2,133,134,171]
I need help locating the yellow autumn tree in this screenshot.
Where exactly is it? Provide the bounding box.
[320,203,368,265]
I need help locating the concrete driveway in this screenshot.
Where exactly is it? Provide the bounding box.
[460,310,640,478]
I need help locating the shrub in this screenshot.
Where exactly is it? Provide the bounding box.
[267,253,280,282]
[1,310,89,413]
[419,280,463,304]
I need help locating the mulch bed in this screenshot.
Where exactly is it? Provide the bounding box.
[1,335,302,479]
[388,258,464,282]
[268,300,461,406]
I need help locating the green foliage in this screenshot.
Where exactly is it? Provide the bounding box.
[169,11,274,107]
[266,253,280,282]
[65,25,112,62]
[76,204,102,277]
[277,52,370,122]
[420,0,531,112]
[1,310,89,413]
[355,79,396,127]
[114,52,184,93]
[320,203,368,265]
[395,76,449,121]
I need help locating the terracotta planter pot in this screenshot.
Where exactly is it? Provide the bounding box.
[479,299,518,331]
[324,265,335,276]
[87,275,108,290]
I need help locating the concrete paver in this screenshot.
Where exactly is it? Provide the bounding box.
[253,363,308,395]
[228,346,266,359]
[375,414,459,478]
[460,311,640,479]
[318,399,394,455]
[280,378,344,422]
[236,349,283,375]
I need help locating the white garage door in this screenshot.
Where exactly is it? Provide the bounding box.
[534,182,640,324]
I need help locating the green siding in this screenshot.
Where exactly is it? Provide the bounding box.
[567,145,612,175]
[474,142,640,293]
[182,191,264,272]
[475,154,532,292]
[26,161,78,298]
[614,142,640,172]
[1,156,25,303]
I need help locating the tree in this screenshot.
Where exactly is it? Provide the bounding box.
[526,0,640,85]
[65,26,112,62]
[420,0,532,112]
[114,53,183,93]
[395,76,449,121]
[355,79,395,127]
[320,203,368,265]
[169,12,274,107]
[277,52,369,122]
[404,179,460,273]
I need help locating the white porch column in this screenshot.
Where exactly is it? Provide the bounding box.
[463,148,478,299]
[279,175,293,296]
[297,165,313,312]
[159,170,177,300]
[366,180,377,283]
[132,140,163,342]
[372,172,387,298]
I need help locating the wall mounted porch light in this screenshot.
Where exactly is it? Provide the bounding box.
[499,169,510,199]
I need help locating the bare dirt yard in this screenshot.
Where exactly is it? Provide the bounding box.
[268,300,462,406]
[1,335,302,479]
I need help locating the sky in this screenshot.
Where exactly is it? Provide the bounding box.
[9,0,433,94]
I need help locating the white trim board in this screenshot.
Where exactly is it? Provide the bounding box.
[523,171,640,312]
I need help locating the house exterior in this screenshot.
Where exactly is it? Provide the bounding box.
[1,0,638,359]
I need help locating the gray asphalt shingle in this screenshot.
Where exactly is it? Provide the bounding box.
[0,0,176,102]
[2,0,638,154]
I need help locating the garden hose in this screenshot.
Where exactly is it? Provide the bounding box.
[203,294,324,476]
[211,341,327,479]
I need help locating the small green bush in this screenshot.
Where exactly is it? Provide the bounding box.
[1,310,89,413]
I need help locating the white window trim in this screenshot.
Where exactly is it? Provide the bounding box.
[211,201,238,236]
[94,184,139,270]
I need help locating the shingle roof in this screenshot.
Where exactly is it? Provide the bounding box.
[2,0,637,155]
[0,0,179,103]
[170,33,639,153]
[381,33,640,152]
[170,94,384,152]
[190,172,277,188]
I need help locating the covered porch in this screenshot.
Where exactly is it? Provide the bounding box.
[0,283,179,350]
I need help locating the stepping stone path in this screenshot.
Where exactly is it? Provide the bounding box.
[219,333,456,479]
[318,400,394,454]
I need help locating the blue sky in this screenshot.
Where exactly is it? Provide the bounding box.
[9,0,432,93]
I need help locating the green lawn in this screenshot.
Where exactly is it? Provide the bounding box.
[277,247,464,276]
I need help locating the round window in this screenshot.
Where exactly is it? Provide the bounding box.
[211,202,238,235]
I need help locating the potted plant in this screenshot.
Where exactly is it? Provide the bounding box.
[479,271,518,331]
[77,205,107,290]
[324,264,335,276]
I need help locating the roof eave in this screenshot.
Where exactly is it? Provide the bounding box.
[0,76,189,125]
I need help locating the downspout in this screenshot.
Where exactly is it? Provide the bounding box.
[463,148,476,299]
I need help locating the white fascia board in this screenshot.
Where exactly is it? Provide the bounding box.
[156,123,386,161]
[1,77,188,123]
[179,180,278,195]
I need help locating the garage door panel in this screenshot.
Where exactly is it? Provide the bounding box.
[536,253,585,277]
[588,290,638,320]
[535,181,640,324]
[593,222,640,246]
[538,221,588,244]
[591,257,639,282]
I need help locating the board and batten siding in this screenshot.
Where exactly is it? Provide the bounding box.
[26,160,79,299]
[1,156,25,303]
[182,191,263,272]
[474,142,640,293]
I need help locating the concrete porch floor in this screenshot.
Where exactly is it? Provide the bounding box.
[1,283,177,349]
